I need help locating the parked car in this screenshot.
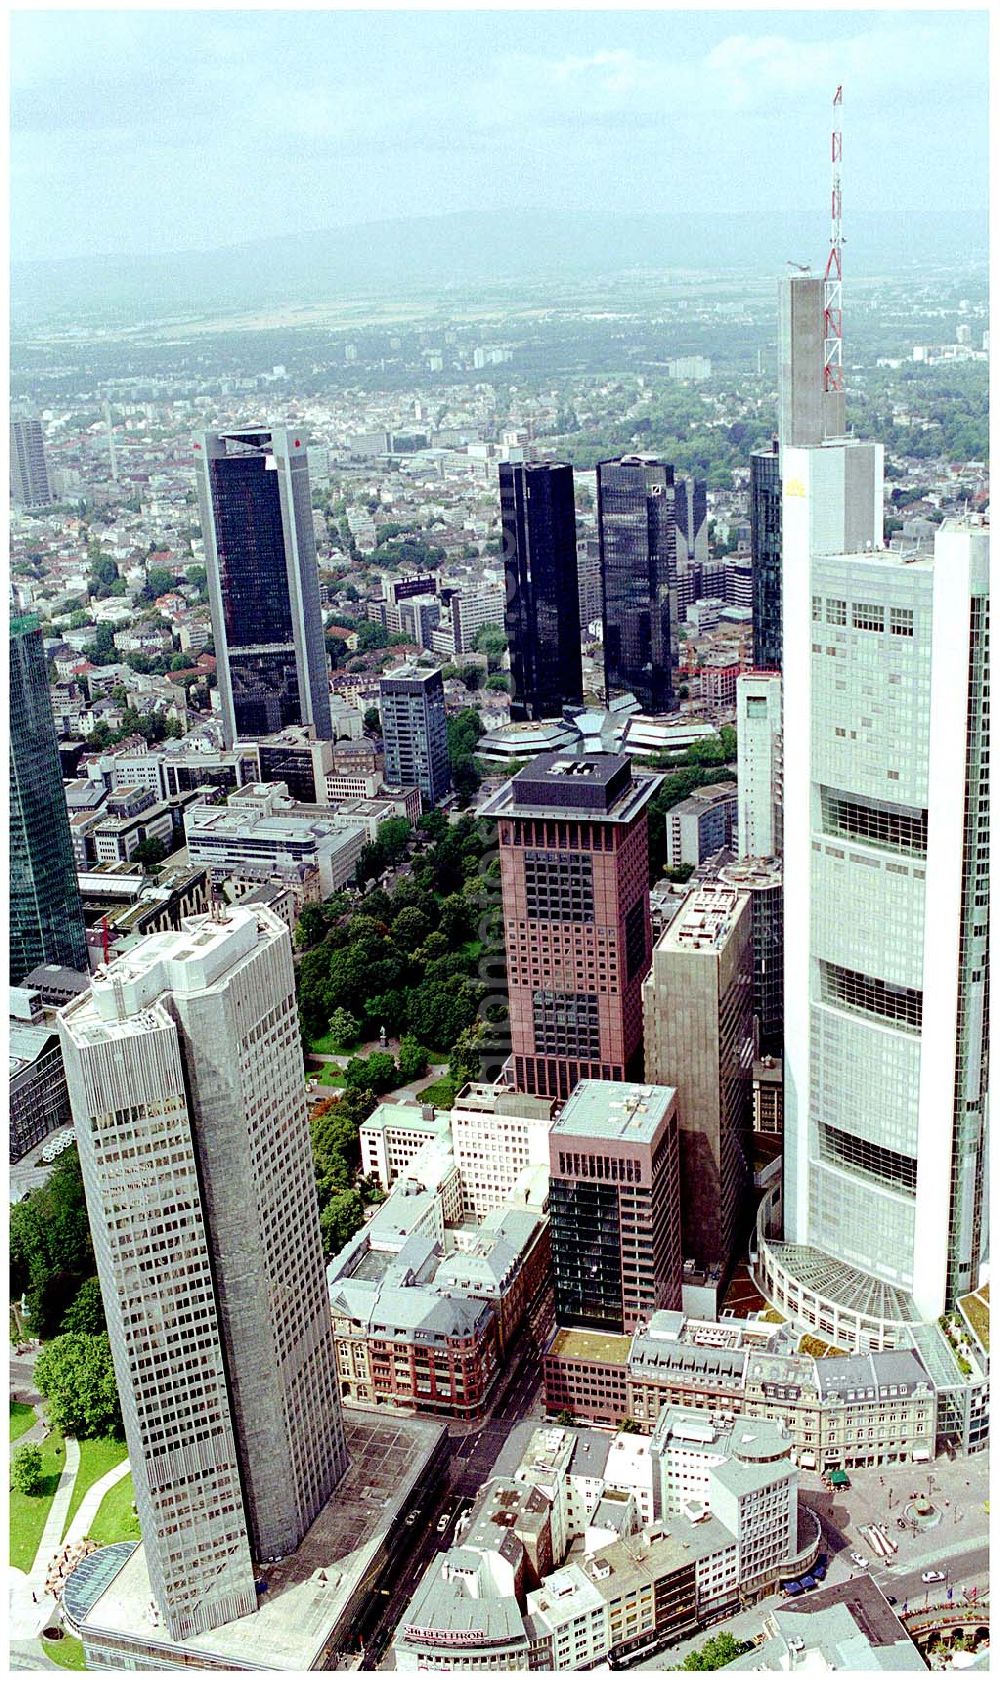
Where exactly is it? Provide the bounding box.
[436,1512,452,1534]
[850,1553,870,1569]
[404,1510,420,1526]
[922,1570,946,1584]
[886,1595,899,1606]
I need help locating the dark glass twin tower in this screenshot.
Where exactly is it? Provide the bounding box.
[500,462,583,721]
[597,456,678,714]
[501,456,681,720]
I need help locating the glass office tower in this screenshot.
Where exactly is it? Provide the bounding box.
[500,461,583,721]
[598,456,678,714]
[10,616,89,983]
[751,443,783,671]
[195,427,331,746]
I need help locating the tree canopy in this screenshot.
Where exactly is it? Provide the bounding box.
[10,1147,95,1336]
[34,1334,123,1440]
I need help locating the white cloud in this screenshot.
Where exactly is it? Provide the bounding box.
[466,17,984,132]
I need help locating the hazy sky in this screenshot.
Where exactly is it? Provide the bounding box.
[11,6,989,263]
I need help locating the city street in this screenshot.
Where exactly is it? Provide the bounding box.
[357,1343,548,1668]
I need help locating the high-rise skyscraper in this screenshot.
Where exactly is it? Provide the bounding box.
[643,882,755,1281]
[58,908,348,1640]
[717,855,784,1059]
[598,456,678,714]
[736,671,783,860]
[778,275,846,450]
[548,1080,682,1334]
[10,616,89,984]
[10,417,53,510]
[500,461,583,720]
[379,664,450,805]
[482,752,660,1100]
[759,499,990,1345]
[752,276,850,674]
[733,670,785,1057]
[194,427,332,747]
[674,475,708,566]
[750,441,782,672]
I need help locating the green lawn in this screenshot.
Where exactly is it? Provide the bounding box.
[10,1400,36,1442]
[9,1427,67,1572]
[316,1065,346,1088]
[62,1437,128,1540]
[87,1471,140,1546]
[415,1075,461,1108]
[308,1031,362,1056]
[41,1634,87,1670]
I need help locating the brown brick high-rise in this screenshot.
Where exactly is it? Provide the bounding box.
[481,753,661,1100]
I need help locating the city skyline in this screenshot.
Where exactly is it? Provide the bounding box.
[7,15,990,1669]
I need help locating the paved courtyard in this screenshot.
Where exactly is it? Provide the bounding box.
[796,1448,990,1576]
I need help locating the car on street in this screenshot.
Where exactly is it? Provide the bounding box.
[886,1595,898,1605]
[922,1570,946,1584]
[436,1512,452,1534]
[404,1510,420,1525]
[850,1553,870,1569]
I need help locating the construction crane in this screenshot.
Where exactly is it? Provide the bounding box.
[786,261,811,272]
[823,85,844,393]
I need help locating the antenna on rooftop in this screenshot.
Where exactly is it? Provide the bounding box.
[823,86,844,395]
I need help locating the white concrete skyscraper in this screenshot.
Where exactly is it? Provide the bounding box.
[58,907,348,1642]
[757,497,990,1347]
[736,670,783,860]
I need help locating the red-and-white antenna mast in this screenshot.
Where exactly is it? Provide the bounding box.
[823,85,844,393]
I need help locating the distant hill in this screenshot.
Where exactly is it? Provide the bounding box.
[11,207,987,326]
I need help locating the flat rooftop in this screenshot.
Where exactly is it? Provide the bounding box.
[186,806,364,845]
[479,752,661,825]
[551,1079,677,1145]
[452,1082,556,1121]
[74,1412,447,1671]
[720,857,783,890]
[548,1326,632,1365]
[654,882,749,952]
[362,1101,449,1134]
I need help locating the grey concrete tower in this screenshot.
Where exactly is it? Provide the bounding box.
[10,417,53,509]
[379,664,451,804]
[778,276,846,449]
[643,881,754,1282]
[59,908,347,1641]
[194,427,332,747]
[753,278,848,675]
